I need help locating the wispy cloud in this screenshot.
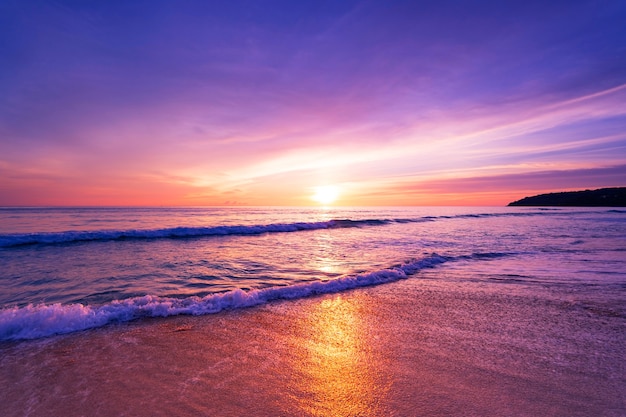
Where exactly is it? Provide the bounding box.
[0,0,624,205]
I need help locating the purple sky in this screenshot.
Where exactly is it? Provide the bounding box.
[1,0,625,206]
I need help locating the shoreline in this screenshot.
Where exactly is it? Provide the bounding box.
[1,275,624,417]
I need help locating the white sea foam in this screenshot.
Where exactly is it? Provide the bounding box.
[0,210,599,248]
[0,219,392,248]
[0,254,448,341]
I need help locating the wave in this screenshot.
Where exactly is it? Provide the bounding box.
[1,209,620,248]
[0,219,394,248]
[0,254,449,341]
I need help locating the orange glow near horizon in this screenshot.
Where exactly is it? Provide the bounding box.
[0,174,621,207]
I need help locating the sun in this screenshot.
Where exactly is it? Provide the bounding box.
[311,185,340,205]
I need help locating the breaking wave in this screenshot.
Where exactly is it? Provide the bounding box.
[0,254,449,341]
[0,219,393,248]
[2,209,614,248]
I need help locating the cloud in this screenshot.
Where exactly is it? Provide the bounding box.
[0,0,625,205]
[390,164,626,194]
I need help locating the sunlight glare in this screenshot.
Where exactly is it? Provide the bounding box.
[312,186,340,205]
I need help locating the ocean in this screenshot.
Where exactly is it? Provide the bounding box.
[1,206,625,416]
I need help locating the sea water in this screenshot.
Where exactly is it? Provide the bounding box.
[1,206,624,341]
[1,206,625,416]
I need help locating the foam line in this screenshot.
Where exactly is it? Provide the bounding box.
[1,209,616,248]
[0,219,392,248]
[0,254,449,341]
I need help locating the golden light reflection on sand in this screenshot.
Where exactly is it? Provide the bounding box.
[290,295,390,417]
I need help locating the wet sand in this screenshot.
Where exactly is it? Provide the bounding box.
[1,276,624,417]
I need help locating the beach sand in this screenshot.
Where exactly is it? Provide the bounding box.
[1,275,624,417]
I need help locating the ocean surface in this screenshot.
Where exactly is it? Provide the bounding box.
[1,206,626,416]
[1,206,624,341]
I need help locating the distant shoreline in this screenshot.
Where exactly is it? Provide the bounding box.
[508,187,626,207]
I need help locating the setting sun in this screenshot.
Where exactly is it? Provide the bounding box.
[312,185,340,205]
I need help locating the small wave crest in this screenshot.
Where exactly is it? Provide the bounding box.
[0,254,449,341]
[456,252,518,260]
[2,210,609,248]
[0,219,393,248]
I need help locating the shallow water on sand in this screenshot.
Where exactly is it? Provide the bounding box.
[1,276,624,417]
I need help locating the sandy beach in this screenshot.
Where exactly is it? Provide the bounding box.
[1,271,624,417]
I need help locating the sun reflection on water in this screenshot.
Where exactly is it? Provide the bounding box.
[290,296,389,417]
[310,231,342,276]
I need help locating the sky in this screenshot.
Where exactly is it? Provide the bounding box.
[1,0,625,206]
